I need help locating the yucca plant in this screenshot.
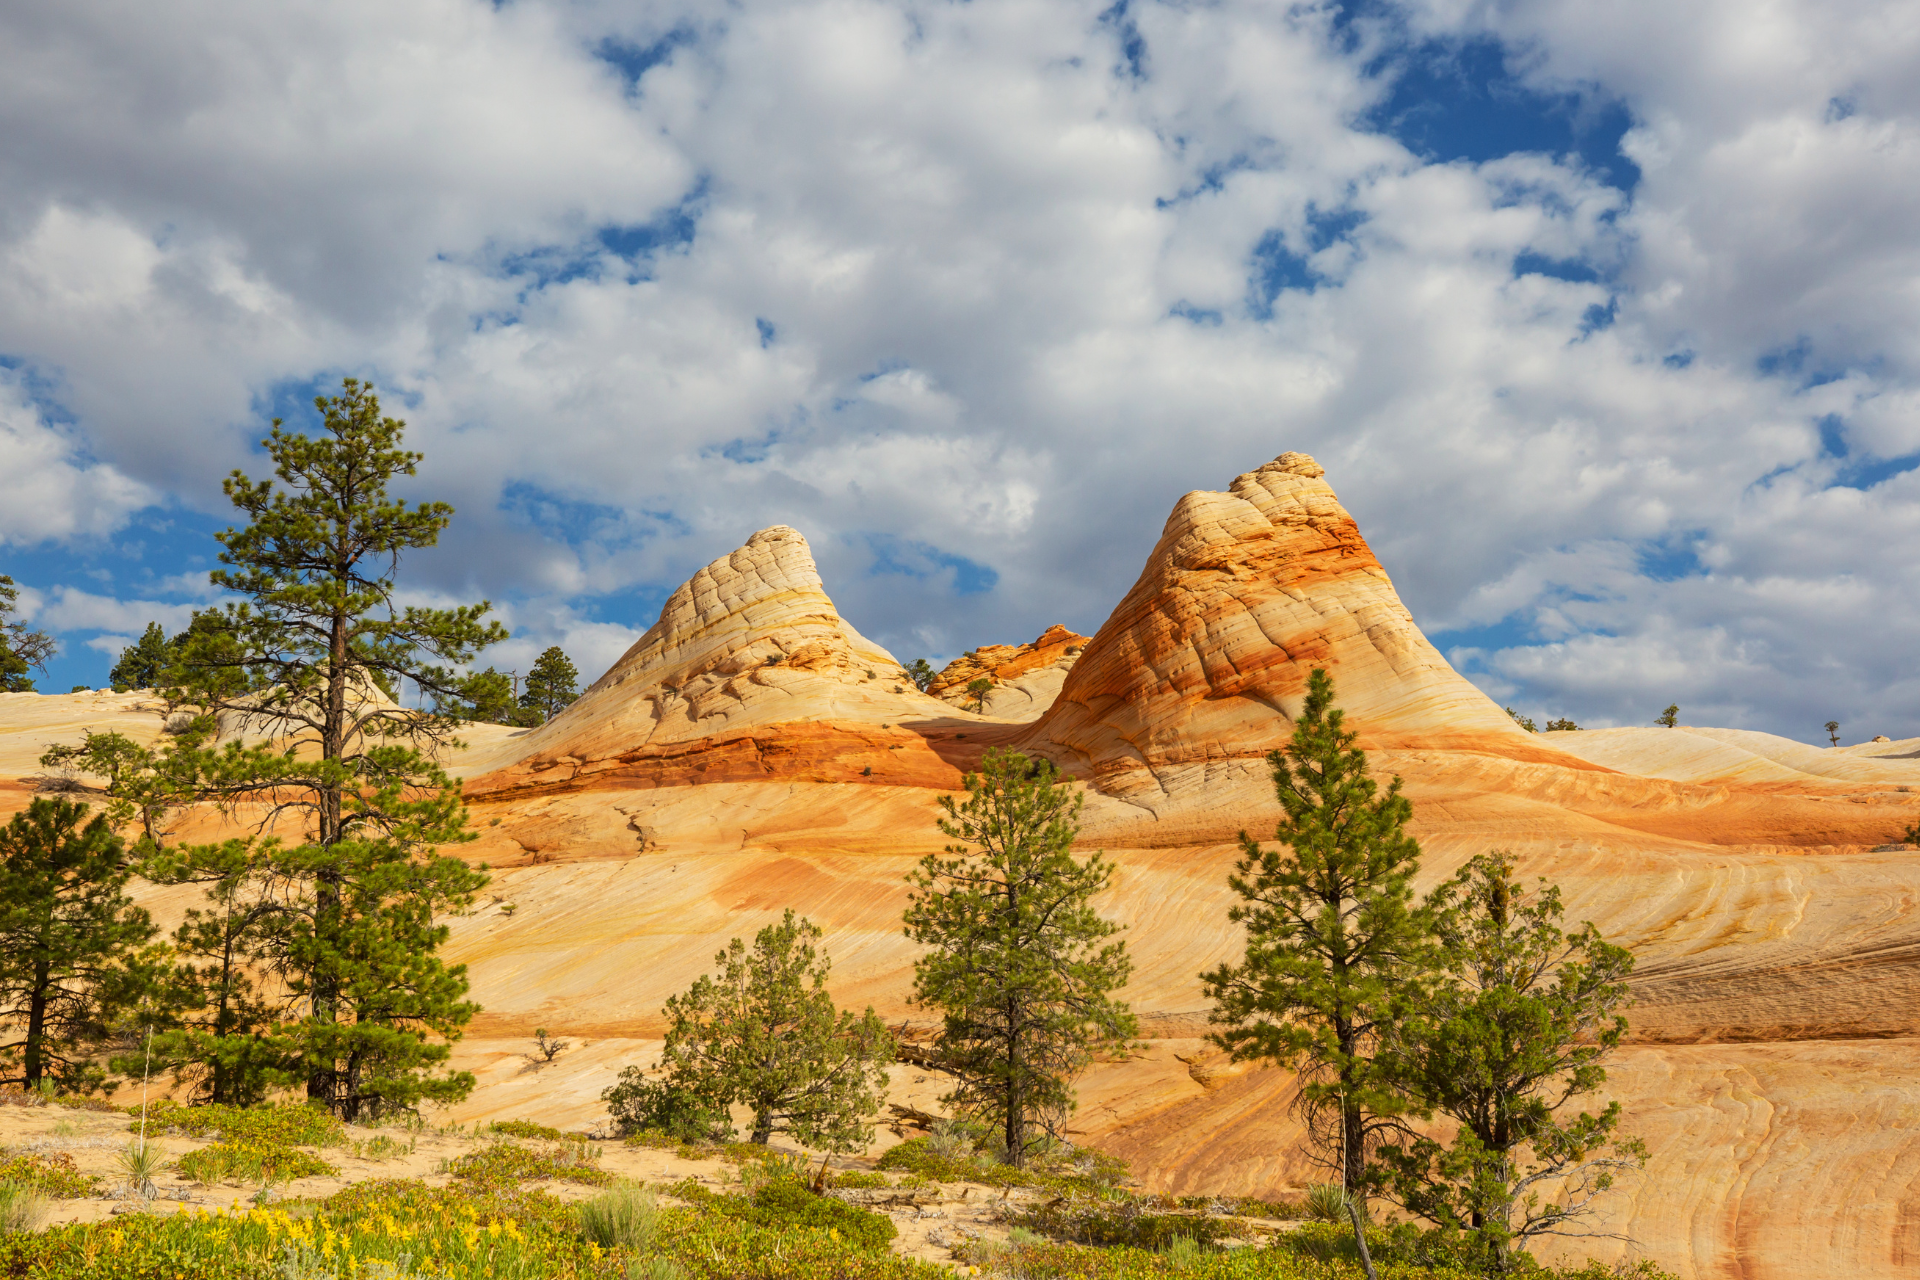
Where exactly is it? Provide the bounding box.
[116,1141,168,1200]
[1304,1181,1362,1224]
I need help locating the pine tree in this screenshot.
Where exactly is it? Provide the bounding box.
[109,623,173,691]
[1657,705,1679,729]
[519,646,579,723]
[1374,853,1643,1272]
[1200,669,1430,1280]
[40,726,299,1104]
[161,377,503,1120]
[656,910,892,1151]
[904,748,1136,1167]
[440,667,517,724]
[906,659,937,692]
[0,576,56,692]
[0,798,162,1090]
[966,677,993,713]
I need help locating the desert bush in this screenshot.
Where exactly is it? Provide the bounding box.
[669,1175,897,1253]
[177,1140,335,1185]
[356,1134,412,1161]
[131,1099,343,1147]
[1165,1234,1207,1269]
[450,1140,612,1190]
[602,1071,731,1144]
[748,1178,896,1250]
[0,1153,100,1199]
[488,1118,582,1143]
[0,1182,50,1235]
[577,1184,659,1251]
[875,1133,1127,1194]
[1013,1194,1238,1251]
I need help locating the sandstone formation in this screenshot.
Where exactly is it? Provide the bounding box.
[458,525,990,803]
[5,453,1920,1280]
[924,623,1089,720]
[1016,453,1533,798]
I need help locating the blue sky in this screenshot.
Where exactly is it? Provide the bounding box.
[1,0,1916,740]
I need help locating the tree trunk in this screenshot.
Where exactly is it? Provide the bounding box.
[23,960,49,1086]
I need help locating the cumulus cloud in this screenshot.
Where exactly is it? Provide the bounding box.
[0,372,152,545]
[0,0,1914,738]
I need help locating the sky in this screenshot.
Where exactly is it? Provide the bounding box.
[1,0,1916,742]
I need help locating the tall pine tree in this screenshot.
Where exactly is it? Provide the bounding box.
[1201,669,1431,1280]
[904,748,1136,1167]
[162,377,503,1120]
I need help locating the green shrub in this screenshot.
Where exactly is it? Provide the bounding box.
[577,1184,659,1251]
[130,1099,344,1148]
[669,1176,897,1253]
[749,1178,896,1250]
[875,1133,1130,1195]
[488,1118,584,1142]
[1013,1194,1238,1250]
[602,1068,730,1144]
[450,1140,612,1190]
[0,1153,100,1199]
[826,1170,895,1190]
[356,1133,411,1161]
[176,1140,336,1185]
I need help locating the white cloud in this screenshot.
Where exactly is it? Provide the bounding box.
[0,372,152,545]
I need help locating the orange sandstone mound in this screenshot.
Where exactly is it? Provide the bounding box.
[4,453,1919,1280]
[924,623,1090,720]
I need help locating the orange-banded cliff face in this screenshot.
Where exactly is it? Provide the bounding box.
[1015,452,1534,803]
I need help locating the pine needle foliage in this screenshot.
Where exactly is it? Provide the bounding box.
[1200,669,1430,1280]
[519,646,580,723]
[0,576,56,693]
[904,748,1136,1168]
[0,798,161,1091]
[1373,853,1643,1272]
[108,623,173,692]
[658,910,892,1152]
